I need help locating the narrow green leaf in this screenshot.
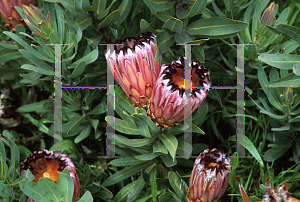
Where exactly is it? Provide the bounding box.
[116,0,132,25]
[127,175,146,201]
[162,17,183,34]
[158,133,178,162]
[168,171,188,199]
[183,0,207,18]
[70,61,86,78]
[135,152,160,161]
[0,52,23,63]
[276,24,300,44]
[258,54,300,69]
[155,31,175,62]
[106,116,140,135]
[78,191,93,202]
[268,74,300,87]
[19,181,46,201]
[93,0,107,15]
[192,124,205,134]
[187,17,248,36]
[113,134,154,147]
[153,140,168,154]
[70,48,98,67]
[110,157,144,167]
[258,65,268,95]
[38,178,60,202]
[160,154,177,167]
[74,125,92,143]
[264,147,290,162]
[102,162,152,187]
[151,172,158,202]
[57,171,74,202]
[149,0,175,12]
[99,10,120,28]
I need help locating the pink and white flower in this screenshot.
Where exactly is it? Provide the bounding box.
[147,57,210,129]
[105,33,162,109]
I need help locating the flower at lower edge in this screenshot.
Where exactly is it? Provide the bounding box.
[236,176,300,202]
[0,0,36,32]
[147,57,210,129]
[105,32,162,109]
[20,150,80,202]
[186,149,232,202]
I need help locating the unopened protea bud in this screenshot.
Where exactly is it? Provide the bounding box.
[0,0,36,32]
[20,150,80,202]
[22,4,54,42]
[261,2,275,26]
[186,149,232,202]
[105,33,162,109]
[147,57,210,129]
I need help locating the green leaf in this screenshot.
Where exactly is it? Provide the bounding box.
[192,123,205,134]
[0,183,13,201]
[294,64,300,76]
[183,0,207,18]
[78,191,93,202]
[177,139,192,159]
[70,61,86,78]
[113,181,136,202]
[57,171,74,202]
[110,157,144,166]
[93,0,107,15]
[50,32,61,44]
[127,175,146,201]
[168,171,188,200]
[258,54,300,69]
[264,147,290,162]
[106,116,140,135]
[153,140,168,154]
[116,0,132,25]
[192,101,208,125]
[140,19,154,33]
[88,102,106,115]
[160,154,177,167]
[113,86,135,115]
[0,52,23,63]
[70,48,98,67]
[102,162,153,187]
[135,152,160,161]
[158,133,178,162]
[247,42,257,60]
[19,181,46,201]
[99,10,120,28]
[74,124,92,143]
[258,65,268,95]
[131,114,160,134]
[133,117,151,138]
[21,64,53,76]
[38,178,60,202]
[162,17,183,34]
[187,17,248,36]
[276,24,300,44]
[55,4,65,44]
[19,49,53,71]
[21,113,49,134]
[268,74,300,87]
[113,134,154,147]
[155,31,175,62]
[3,31,53,62]
[151,172,158,202]
[149,0,175,12]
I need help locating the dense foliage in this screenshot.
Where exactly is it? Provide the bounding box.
[0,0,300,201]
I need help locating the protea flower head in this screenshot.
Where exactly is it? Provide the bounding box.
[236,176,300,202]
[147,57,210,129]
[22,4,54,42]
[105,32,162,109]
[260,2,275,26]
[186,149,232,202]
[20,150,80,202]
[0,0,36,32]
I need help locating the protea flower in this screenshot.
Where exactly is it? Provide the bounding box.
[22,4,54,42]
[260,2,275,26]
[20,150,80,202]
[236,176,300,202]
[147,57,210,129]
[186,149,232,202]
[105,32,162,109]
[0,0,36,32]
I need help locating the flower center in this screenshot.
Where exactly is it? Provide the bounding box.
[173,75,185,89]
[32,159,60,183]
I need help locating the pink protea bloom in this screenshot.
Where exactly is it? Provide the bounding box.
[105,32,162,109]
[20,150,80,202]
[186,149,232,202]
[147,57,210,129]
[0,0,36,32]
